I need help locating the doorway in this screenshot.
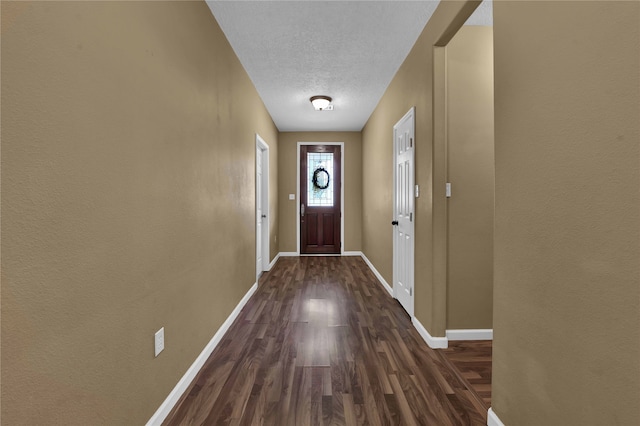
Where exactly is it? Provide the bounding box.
[392,108,415,317]
[444,26,494,332]
[297,143,343,254]
[432,9,494,339]
[256,134,269,279]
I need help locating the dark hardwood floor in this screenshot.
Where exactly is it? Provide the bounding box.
[441,341,492,409]
[164,256,491,426]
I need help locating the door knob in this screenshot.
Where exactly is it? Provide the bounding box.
[261,214,267,218]
[391,220,399,226]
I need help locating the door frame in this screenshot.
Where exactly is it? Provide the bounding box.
[296,142,344,255]
[392,107,416,317]
[256,134,269,280]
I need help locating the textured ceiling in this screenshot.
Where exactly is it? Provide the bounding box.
[206,1,492,132]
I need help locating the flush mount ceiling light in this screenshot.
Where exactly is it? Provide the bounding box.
[310,95,333,111]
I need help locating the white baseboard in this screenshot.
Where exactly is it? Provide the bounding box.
[446,329,493,341]
[146,282,258,426]
[359,253,393,296]
[487,407,505,426]
[412,316,448,349]
[278,251,362,257]
[267,253,281,271]
[279,251,298,257]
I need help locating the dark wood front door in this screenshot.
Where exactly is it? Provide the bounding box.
[300,145,341,254]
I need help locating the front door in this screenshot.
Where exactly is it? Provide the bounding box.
[393,108,415,317]
[300,145,341,254]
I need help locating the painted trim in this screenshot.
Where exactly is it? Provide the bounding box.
[276,251,362,258]
[146,282,258,426]
[266,253,281,271]
[296,142,345,255]
[487,407,506,426]
[279,252,299,257]
[412,316,448,349]
[360,253,393,297]
[256,134,270,280]
[446,329,493,341]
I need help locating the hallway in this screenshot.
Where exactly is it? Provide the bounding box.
[2,1,638,424]
[165,257,489,425]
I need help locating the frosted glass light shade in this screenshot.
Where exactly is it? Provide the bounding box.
[310,96,332,111]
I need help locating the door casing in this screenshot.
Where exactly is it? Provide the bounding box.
[256,134,269,279]
[296,142,344,255]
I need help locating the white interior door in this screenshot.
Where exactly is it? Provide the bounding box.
[393,108,415,317]
[256,145,263,278]
[256,135,269,279]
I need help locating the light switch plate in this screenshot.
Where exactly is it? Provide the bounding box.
[289,194,295,200]
[154,327,164,357]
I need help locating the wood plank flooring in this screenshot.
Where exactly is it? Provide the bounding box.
[164,256,491,426]
[441,341,492,409]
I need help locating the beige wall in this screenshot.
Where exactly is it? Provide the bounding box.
[1,2,278,424]
[362,1,479,336]
[446,26,494,330]
[278,132,362,253]
[493,1,639,424]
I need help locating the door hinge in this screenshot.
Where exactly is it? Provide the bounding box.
[410,137,413,147]
[446,182,452,198]
[410,212,413,222]
[410,287,413,296]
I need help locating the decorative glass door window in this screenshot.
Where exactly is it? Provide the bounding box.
[307,152,334,206]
